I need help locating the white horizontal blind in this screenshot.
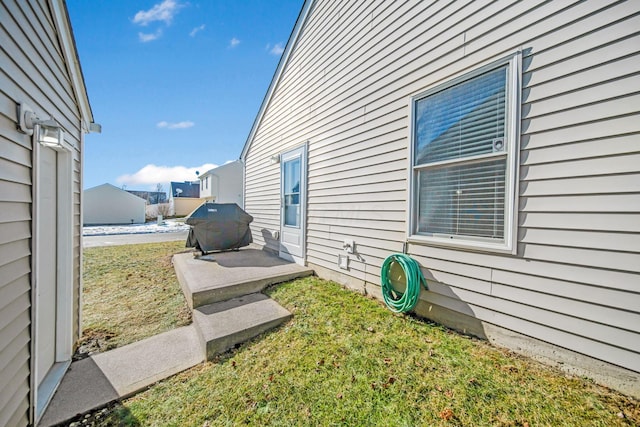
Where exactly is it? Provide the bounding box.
[415,66,507,165]
[418,159,506,238]
[413,65,509,240]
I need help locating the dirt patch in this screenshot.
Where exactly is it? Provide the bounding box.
[73,329,116,360]
[51,401,130,427]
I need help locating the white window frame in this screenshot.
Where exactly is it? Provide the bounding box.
[408,53,521,254]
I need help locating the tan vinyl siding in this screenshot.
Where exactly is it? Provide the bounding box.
[244,0,640,382]
[1,0,85,424]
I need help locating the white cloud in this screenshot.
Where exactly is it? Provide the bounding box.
[268,42,285,55]
[117,163,218,187]
[190,24,205,37]
[157,120,195,130]
[139,29,163,42]
[133,0,182,26]
[229,37,240,48]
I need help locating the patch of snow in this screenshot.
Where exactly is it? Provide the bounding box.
[83,219,190,236]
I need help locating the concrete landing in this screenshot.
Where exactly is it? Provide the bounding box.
[40,326,203,427]
[173,248,314,308]
[194,293,293,360]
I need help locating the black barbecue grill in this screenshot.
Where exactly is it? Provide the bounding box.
[185,202,253,253]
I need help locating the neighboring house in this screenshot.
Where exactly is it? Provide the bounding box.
[199,160,244,207]
[241,0,640,397]
[84,184,146,225]
[126,190,167,205]
[0,1,98,425]
[169,181,202,216]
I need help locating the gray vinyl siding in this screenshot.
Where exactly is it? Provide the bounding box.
[244,0,640,378]
[0,0,84,425]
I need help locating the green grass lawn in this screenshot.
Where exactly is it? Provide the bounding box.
[82,242,638,426]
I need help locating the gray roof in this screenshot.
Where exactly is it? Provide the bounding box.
[170,181,200,198]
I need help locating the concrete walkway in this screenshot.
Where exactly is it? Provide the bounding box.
[41,247,313,426]
[40,326,202,426]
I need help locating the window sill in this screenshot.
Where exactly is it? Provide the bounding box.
[407,234,516,255]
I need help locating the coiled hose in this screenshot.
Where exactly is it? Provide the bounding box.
[380,253,427,313]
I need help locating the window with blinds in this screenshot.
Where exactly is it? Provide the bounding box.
[410,56,519,251]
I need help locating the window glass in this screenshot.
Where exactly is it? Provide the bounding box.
[417,159,505,238]
[415,66,507,165]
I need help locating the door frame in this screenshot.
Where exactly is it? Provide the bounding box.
[30,137,74,424]
[279,143,308,265]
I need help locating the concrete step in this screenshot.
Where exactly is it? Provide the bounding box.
[173,248,314,308]
[193,293,292,361]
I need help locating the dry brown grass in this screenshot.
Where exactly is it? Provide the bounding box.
[80,241,191,354]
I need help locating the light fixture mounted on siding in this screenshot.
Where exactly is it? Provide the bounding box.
[271,154,281,164]
[18,103,65,150]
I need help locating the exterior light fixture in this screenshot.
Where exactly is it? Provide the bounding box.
[18,103,65,150]
[35,118,64,149]
[271,154,281,164]
[89,122,102,133]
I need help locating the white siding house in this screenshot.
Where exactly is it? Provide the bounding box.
[0,0,97,425]
[241,0,640,397]
[199,160,244,207]
[83,183,146,225]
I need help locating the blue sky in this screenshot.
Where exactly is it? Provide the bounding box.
[67,0,303,191]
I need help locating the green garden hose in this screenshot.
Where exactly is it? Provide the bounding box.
[380,253,427,313]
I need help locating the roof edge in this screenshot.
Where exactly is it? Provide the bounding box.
[85,183,147,202]
[49,0,94,133]
[240,0,315,160]
[200,159,243,178]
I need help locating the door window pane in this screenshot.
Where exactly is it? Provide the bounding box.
[284,157,300,227]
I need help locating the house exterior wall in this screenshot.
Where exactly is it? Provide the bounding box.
[170,197,203,217]
[243,0,640,396]
[199,173,213,200]
[199,161,244,207]
[0,1,90,425]
[83,184,146,225]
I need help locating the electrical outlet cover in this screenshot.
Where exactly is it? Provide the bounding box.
[338,254,349,270]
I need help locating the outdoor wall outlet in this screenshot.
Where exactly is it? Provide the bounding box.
[343,239,355,254]
[338,254,349,270]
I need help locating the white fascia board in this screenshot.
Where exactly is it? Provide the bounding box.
[240,0,315,161]
[49,0,94,133]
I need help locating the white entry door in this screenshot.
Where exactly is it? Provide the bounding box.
[34,142,74,422]
[279,145,307,264]
[36,146,58,387]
